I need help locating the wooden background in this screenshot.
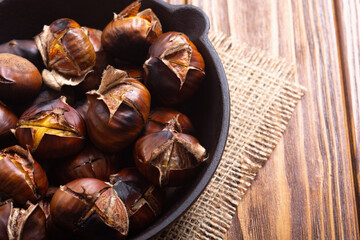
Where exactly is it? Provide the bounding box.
[164,0,360,239]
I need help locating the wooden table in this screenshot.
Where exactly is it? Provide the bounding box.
[165,0,360,239]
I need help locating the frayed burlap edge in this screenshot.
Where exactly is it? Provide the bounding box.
[153,31,305,240]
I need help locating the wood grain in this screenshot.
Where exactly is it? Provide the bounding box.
[165,0,360,239]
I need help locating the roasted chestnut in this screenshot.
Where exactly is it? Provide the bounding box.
[0,145,48,205]
[54,144,121,184]
[134,130,207,187]
[0,102,18,141]
[0,53,42,104]
[77,27,111,93]
[102,0,162,64]
[50,178,129,239]
[144,108,194,136]
[144,31,205,105]
[86,66,151,153]
[110,168,165,231]
[14,97,86,160]
[120,65,145,82]
[0,200,47,240]
[0,39,44,70]
[35,18,96,90]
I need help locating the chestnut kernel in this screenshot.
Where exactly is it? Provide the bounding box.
[86,66,151,153]
[144,108,194,136]
[144,31,205,105]
[35,18,96,90]
[102,0,162,64]
[50,178,129,239]
[0,200,47,240]
[14,97,86,159]
[110,168,165,231]
[0,53,42,104]
[134,130,207,187]
[0,145,48,205]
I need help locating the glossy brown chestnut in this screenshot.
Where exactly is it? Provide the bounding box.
[77,27,111,93]
[134,130,207,187]
[101,0,162,64]
[121,65,145,82]
[144,31,205,105]
[0,145,48,205]
[144,108,194,136]
[50,178,129,239]
[0,53,42,104]
[0,39,44,70]
[110,168,165,231]
[14,97,86,159]
[86,66,151,153]
[0,200,47,240]
[54,144,121,184]
[35,18,96,90]
[0,102,18,141]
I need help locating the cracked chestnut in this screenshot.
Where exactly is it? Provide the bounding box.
[134,130,207,187]
[144,31,205,105]
[144,108,194,136]
[0,53,42,104]
[0,200,47,240]
[86,66,151,153]
[35,18,96,91]
[0,145,48,205]
[110,167,165,231]
[50,178,129,239]
[0,102,18,141]
[102,0,162,64]
[14,97,86,160]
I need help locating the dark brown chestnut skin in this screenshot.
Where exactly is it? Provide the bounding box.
[110,168,165,231]
[0,53,42,104]
[0,146,48,205]
[77,27,111,93]
[14,97,86,160]
[35,18,96,91]
[144,108,194,136]
[101,0,162,64]
[144,31,205,105]
[50,178,129,240]
[0,102,18,140]
[120,65,145,82]
[0,39,44,70]
[0,200,47,240]
[86,66,151,153]
[54,144,121,184]
[134,130,207,187]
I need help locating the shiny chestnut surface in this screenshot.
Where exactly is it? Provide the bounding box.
[0,0,230,239]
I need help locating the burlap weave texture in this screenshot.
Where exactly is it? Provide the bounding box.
[154,31,305,240]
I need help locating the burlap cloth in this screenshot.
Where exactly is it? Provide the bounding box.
[154,31,305,239]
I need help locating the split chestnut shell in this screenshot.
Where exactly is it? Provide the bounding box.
[0,145,48,205]
[14,97,86,159]
[86,66,151,153]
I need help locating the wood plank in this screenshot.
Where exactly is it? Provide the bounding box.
[165,0,359,239]
[334,0,360,213]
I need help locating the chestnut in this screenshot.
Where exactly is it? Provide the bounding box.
[35,18,96,91]
[0,53,42,104]
[0,102,18,141]
[144,108,194,136]
[0,39,44,70]
[102,0,162,64]
[144,31,205,105]
[54,144,121,184]
[134,130,207,187]
[86,66,151,153]
[50,178,129,239]
[14,97,86,160]
[110,168,165,231]
[120,65,145,82]
[0,200,47,240]
[0,145,48,205]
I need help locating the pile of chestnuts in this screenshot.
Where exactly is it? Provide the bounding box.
[0,1,207,239]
